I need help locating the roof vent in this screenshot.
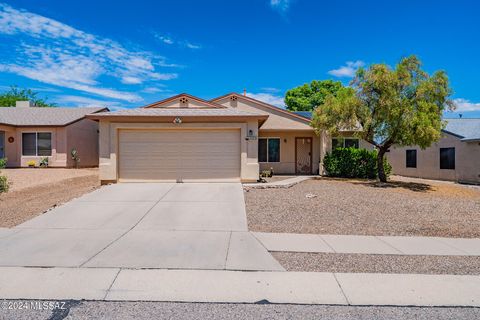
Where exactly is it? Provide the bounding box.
[179,97,188,104]
[16,100,34,108]
[230,95,237,101]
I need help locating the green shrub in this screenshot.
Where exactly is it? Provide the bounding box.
[0,158,7,169]
[0,175,8,193]
[323,148,391,179]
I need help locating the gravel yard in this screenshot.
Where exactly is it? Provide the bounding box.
[245,177,480,237]
[0,169,99,228]
[273,252,480,275]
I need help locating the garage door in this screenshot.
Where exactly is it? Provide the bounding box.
[118,129,241,182]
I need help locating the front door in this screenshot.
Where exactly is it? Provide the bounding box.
[0,132,4,159]
[295,137,312,175]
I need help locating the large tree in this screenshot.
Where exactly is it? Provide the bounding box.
[0,86,55,107]
[285,80,343,111]
[311,55,454,182]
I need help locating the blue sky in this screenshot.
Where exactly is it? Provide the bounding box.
[0,0,479,117]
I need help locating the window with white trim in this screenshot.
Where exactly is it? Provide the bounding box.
[258,138,280,162]
[22,132,52,156]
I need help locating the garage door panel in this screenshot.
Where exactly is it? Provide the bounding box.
[118,129,241,182]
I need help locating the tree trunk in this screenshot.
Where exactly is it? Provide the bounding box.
[377,148,387,182]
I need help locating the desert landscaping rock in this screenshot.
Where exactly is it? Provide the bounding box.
[245,178,480,237]
[0,171,99,228]
[273,252,480,275]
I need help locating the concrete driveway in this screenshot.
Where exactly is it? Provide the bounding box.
[0,183,282,271]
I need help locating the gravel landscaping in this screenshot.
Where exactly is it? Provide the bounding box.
[245,177,480,238]
[0,169,99,228]
[273,252,480,275]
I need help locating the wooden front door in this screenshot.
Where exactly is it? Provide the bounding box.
[0,131,4,159]
[295,137,312,175]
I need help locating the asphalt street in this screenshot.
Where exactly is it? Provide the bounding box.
[1,301,479,320]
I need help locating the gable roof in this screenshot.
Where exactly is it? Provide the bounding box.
[0,107,107,127]
[443,118,480,141]
[88,107,267,118]
[143,93,227,109]
[211,92,312,123]
[293,111,313,119]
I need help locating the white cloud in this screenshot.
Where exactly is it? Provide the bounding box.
[247,92,285,108]
[452,98,480,112]
[0,3,178,102]
[153,32,201,50]
[261,87,281,93]
[55,95,121,108]
[270,0,291,14]
[328,60,365,78]
[142,86,169,94]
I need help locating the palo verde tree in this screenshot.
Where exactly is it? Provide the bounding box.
[0,86,55,107]
[311,55,454,182]
[285,80,343,111]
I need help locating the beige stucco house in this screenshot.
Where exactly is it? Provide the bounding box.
[88,92,373,184]
[0,101,106,168]
[387,118,480,184]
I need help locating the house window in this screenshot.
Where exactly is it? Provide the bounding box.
[406,150,417,168]
[258,138,280,162]
[332,137,359,149]
[22,132,52,156]
[440,147,455,170]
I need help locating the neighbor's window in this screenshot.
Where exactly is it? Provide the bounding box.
[440,147,455,170]
[406,149,417,168]
[332,137,359,149]
[22,132,52,156]
[258,138,280,162]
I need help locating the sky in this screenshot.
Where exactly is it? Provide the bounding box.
[0,0,479,117]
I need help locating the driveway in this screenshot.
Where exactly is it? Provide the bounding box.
[0,183,283,271]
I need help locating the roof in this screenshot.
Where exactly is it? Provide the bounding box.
[443,118,480,141]
[143,93,227,109]
[0,107,107,126]
[87,107,268,119]
[211,93,312,123]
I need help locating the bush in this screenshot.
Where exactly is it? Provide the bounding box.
[0,158,6,169]
[0,175,8,193]
[323,148,391,179]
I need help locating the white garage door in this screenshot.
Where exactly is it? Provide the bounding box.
[118,129,241,182]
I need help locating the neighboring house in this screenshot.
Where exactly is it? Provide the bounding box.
[0,101,107,168]
[387,118,480,184]
[87,92,373,184]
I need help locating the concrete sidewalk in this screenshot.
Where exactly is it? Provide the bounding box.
[253,232,480,256]
[243,176,315,188]
[0,267,479,306]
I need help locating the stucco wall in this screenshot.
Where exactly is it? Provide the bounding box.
[258,130,320,174]
[98,120,260,183]
[66,118,100,167]
[1,126,67,167]
[387,133,480,183]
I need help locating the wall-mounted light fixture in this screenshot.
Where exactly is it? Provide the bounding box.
[284,138,287,143]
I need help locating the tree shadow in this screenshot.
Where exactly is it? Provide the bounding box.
[352,180,434,192]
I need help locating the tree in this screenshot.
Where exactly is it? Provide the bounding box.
[0,86,55,107]
[285,80,343,111]
[311,55,454,182]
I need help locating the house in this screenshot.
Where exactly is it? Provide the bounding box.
[387,118,480,184]
[87,92,373,184]
[0,101,107,168]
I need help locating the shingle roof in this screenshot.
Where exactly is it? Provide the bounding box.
[0,107,107,126]
[89,107,267,118]
[444,118,480,141]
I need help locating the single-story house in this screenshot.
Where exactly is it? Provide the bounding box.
[87,92,373,184]
[0,101,106,168]
[387,118,480,184]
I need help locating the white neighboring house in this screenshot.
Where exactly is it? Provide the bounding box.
[387,118,480,184]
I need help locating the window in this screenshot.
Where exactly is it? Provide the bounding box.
[258,138,280,162]
[22,132,52,156]
[332,137,359,149]
[406,150,417,168]
[440,147,455,170]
